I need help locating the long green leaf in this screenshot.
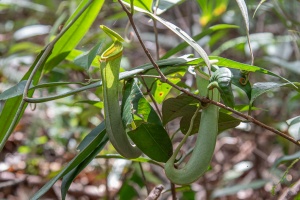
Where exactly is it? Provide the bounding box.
[161,24,239,59]
[210,56,297,87]
[272,151,300,169]
[211,180,268,199]
[235,0,249,30]
[235,0,254,64]
[44,0,104,72]
[250,82,300,105]
[122,1,211,70]
[0,81,87,100]
[31,122,107,200]
[61,127,108,199]
[61,145,106,199]
[0,50,45,150]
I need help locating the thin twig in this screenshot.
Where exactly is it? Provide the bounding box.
[137,74,161,79]
[170,182,177,200]
[153,0,160,60]
[139,76,162,119]
[105,159,110,200]
[152,19,159,60]
[118,0,300,147]
[139,162,150,194]
[279,175,300,200]
[118,0,167,82]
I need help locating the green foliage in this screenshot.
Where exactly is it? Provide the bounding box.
[44,0,104,72]
[74,41,104,71]
[128,123,173,162]
[1,0,300,199]
[32,122,108,200]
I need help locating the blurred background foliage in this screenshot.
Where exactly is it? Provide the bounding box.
[0,0,300,199]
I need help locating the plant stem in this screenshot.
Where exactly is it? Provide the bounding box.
[170,182,177,200]
[139,162,150,194]
[117,0,300,147]
[139,76,162,119]
[118,0,167,82]
[153,0,160,60]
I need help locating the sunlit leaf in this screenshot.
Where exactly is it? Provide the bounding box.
[235,0,249,30]
[122,0,153,12]
[44,0,104,72]
[153,72,184,104]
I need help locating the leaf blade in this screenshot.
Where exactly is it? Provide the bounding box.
[44,0,104,71]
[31,122,108,200]
[128,123,173,162]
